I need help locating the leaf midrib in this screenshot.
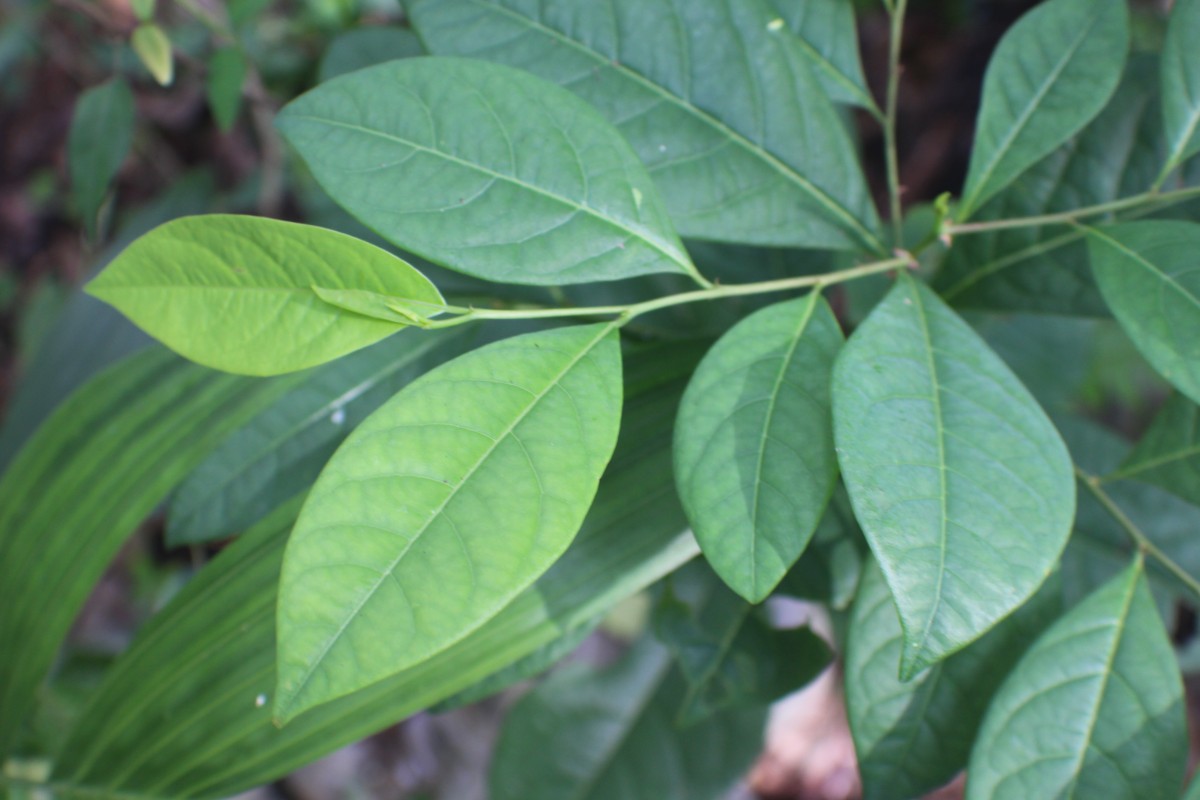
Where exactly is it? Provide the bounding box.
[1091,227,1200,316]
[450,0,883,254]
[276,322,616,719]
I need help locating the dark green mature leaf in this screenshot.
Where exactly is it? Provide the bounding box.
[278,57,701,286]
[489,637,765,800]
[87,215,444,376]
[1162,0,1200,174]
[846,561,1062,800]
[766,0,873,109]
[168,327,477,545]
[407,0,883,253]
[832,275,1075,678]
[68,79,135,236]
[0,348,296,757]
[776,484,864,609]
[317,26,423,83]
[655,572,829,725]
[275,323,623,722]
[937,56,1162,314]
[958,0,1128,219]
[1112,393,1200,507]
[970,312,1097,411]
[206,47,246,132]
[52,343,700,797]
[1088,221,1200,405]
[674,293,842,602]
[966,561,1186,800]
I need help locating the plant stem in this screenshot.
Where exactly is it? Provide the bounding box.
[883,0,908,247]
[1076,467,1200,601]
[944,185,1200,236]
[432,255,911,329]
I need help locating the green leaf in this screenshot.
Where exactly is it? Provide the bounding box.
[937,56,1164,314]
[1113,393,1200,507]
[832,275,1075,678]
[1162,0,1200,174]
[52,343,699,796]
[971,312,1097,412]
[317,26,423,83]
[68,79,135,237]
[846,560,1062,800]
[131,23,173,86]
[489,637,765,800]
[86,214,444,376]
[277,56,701,286]
[765,0,873,110]
[958,0,1128,220]
[965,561,1187,800]
[206,47,246,132]
[674,293,842,602]
[1088,221,1200,405]
[275,323,624,722]
[776,484,864,610]
[0,348,296,757]
[130,0,154,22]
[654,569,830,725]
[167,327,477,545]
[406,0,883,253]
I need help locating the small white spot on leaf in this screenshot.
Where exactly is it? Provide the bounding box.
[255,693,267,707]
[632,188,643,210]
[767,18,785,31]
[330,408,346,425]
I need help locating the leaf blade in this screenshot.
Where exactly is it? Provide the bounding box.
[68,79,135,237]
[1162,0,1200,173]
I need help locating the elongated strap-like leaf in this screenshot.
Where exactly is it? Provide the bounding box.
[845,562,1061,800]
[278,57,700,286]
[167,327,477,545]
[1113,392,1200,507]
[966,561,1187,800]
[275,323,624,721]
[407,0,883,253]
[0,348,297,757]
[68,79,134,236]
[833,275,1074,678]
[1088,221,1200,406]
[674,293,842,602]
[1162,0,1200,174]
[87,215,444,376]
[489,638,765,800]
[958,0,1128,219]
[52,343,700,797]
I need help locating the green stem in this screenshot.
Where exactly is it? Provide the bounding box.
[431,255,911,329]
[1076,466,1200,601]
[944,185,1200,236]
[883,0,908,246]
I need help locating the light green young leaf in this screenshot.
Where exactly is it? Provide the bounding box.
[832,275,1075,678]
[765,0,873,109]
[206,47,246,132]
[406,0,883,253]
[846,561,1062,800]
[86,214,444,376]
[1113,392,1200,507]
[131,22,173,86]
[53,341,698,796]
[68,79,135,237]
[1088,221,1200,405]
[1162,0,1200,175]
[318,26,423,83]
[275,323,623,722]
[958,0,1128,220]
[278,57,701,286]
[674,293,842,602]
[167,328,478,546]
[966,561,1187,800]
[489,638,765,800]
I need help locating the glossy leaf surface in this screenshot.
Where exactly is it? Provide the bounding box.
[87,215,443,375]
[53,343,700,797]
[278,57,699,285]
[1088,221,1200,405]
[489,638,765,800]
[275,323,623,721]
[958,0,1128,219]
[1162,0,1200,173]
[1114,392,1200,507]
[833,275,1074,677]
[168,327,477,545]
[68,79,135,236]
[966,562,1186,800]
[407,0,883,252]
[674,293,842,602]
[846,562,1061,800]
[0,348,295,757]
